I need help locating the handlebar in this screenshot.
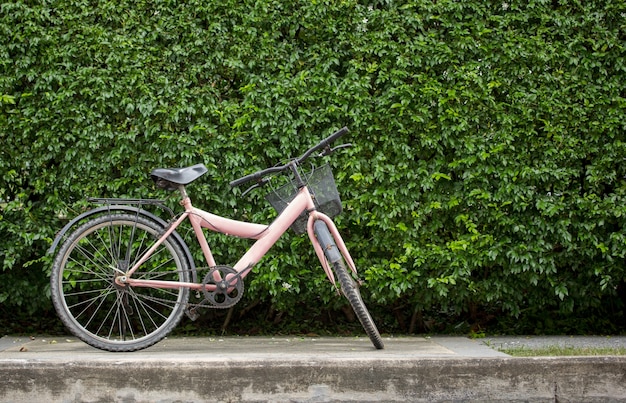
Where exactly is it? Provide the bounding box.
[229,126,349,188]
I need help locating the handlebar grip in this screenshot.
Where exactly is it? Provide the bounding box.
[297,126,351,162]
[230,164,285,187]
[323,126,349,146]
[229,172,260,187]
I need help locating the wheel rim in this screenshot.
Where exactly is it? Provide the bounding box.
[57,218,188,345]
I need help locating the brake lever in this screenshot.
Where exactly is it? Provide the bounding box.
[333,143,353,152]
[241,177,270,197]
[318,143,353,157]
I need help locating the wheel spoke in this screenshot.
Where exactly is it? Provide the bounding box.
[50,214,190,351]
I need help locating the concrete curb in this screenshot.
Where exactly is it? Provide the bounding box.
[1,336,625,402]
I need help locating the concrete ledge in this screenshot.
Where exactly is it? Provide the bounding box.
[1,336,625,402]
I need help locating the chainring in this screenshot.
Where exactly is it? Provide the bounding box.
[201,265,244,309]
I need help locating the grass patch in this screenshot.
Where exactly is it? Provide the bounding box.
[501,346,626,357]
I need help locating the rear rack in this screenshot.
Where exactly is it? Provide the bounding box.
[88,198,175,218]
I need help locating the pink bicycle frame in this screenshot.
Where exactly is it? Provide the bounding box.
[121,185,357,292]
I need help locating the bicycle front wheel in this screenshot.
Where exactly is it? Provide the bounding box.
[50,214,190,352]
[332,258,385,349]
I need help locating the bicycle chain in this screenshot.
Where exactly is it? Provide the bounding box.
[128,266,232,310]
[139,293,228,310]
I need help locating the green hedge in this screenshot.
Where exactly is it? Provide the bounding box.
[2,0,625,334]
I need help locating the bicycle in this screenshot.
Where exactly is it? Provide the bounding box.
[49,127,384,352]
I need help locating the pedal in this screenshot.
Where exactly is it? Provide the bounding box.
[185,307,200,321]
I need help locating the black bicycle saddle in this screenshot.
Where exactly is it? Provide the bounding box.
[150,164,208,189]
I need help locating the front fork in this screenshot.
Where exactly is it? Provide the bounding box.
[307,212,359,290]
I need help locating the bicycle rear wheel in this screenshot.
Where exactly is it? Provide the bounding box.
[50,213,190,352]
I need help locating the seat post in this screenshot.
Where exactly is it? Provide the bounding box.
[178,185,189,201]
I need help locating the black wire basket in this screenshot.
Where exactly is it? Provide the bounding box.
[266,164,342,234]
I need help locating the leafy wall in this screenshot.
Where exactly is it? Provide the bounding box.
[1,0,625,334]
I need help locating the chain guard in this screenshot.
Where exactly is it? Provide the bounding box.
[201,265,244,309]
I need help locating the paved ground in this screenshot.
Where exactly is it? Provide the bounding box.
[0,335,509,361]
[2,335,625,402]
[2,334,625,359]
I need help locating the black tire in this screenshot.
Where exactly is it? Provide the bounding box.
[314,221,384,349]
[331,258,385,349]
[50,214,190,352]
